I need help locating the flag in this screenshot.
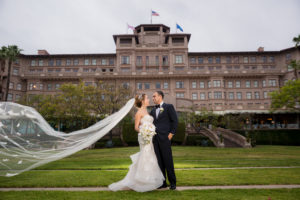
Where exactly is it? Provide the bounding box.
[127,23,135,31]
[152,10,159,16]
[176,23,183,32]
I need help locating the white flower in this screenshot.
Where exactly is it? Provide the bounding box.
[139,123,157,144]
[159,107,164,113]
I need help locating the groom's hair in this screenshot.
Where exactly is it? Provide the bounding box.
[156,91,164,99]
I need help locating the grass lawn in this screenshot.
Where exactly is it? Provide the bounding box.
[0,145,300,188]
[36,145,300,170]
[1,189,300,200]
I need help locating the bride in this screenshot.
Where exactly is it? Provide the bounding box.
[108,94,165,192]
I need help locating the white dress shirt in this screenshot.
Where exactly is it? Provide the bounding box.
[156,101,164,118]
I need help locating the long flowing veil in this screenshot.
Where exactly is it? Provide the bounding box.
[0,98,135,177]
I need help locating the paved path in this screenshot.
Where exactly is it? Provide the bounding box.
[1,185,300,191]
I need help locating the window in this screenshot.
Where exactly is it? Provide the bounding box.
[84,59,89,65]
[228,92,234,99]
[245,81,251,88]
[136,56,142,66]
[74,59,79,65]
[208,92,212,99]
[83,68,89,72]
[92,59,97,65]
[213,80,221,87]
[137,83,142,90]
[66,59,72,66]
[190,57,196,64]
[121,56,130,64]
[233,56,239,63]
[262,80,266,87]
[216,57,221,64]
[246,92,252,99]
[162,56,168,66]
[208,81,211,88]
[269,56,275,63]
[15,94,21,101]
[163,82,168,89]
[200,92,205,100]
[176,93,184,98]
[17,83,22,90]
[236,81,241,88]
[121,68,130,72]
[109,58,114,65]
[192,81,197,88]
[237,92,242,99]
[176,81,184,89]
[29,83,33,90]
[156,82,161,89]
[226,56,231,63]
[155,56,159,66]
[55,83,60,90]
[47,84,52,91]
[228,81,233,88]
[38,60,43,66]
[101,59,107,65]
[262,56,267,63]
[31,60,36,66]
[214,91,222,99]
[250,56,256,63]
[286,53,291,61]
[199,81,205,88]
[48,60,54,66]
[192,93,198,100]
[7,93,13,101]
[243,57,248,63]
[56,59,62,66]
[40,83,43,90]
[198,57,203,64]
[255,92,260,99]
[73,68,78,72]
[55,68,61,72]
[122,82,129,89]
[269,79,276,86]
[175,55,183,64]
[253,81,258,88]
[263,91,268,99]
[9,82,14,89]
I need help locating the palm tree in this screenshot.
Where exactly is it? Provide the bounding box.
[289,60,300,80]
[4,45,22,101]
[0,46,8,101]
[293,34,300,48]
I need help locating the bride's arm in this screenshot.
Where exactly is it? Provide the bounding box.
[135,112,142,132]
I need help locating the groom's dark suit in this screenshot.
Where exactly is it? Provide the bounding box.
[150,102,178,186]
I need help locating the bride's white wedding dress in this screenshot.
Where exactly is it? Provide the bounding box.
[108,114,165,192]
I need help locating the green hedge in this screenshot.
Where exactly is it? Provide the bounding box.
[122,122,186,146]
[234,129,300,146]
[185,135,214,146]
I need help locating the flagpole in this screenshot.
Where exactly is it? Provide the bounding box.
[150,9,152,24]
[175,22,177,33]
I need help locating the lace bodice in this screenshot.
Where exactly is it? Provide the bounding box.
[140,114,154,125]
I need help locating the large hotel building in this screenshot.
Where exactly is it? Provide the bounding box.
[1,24,299,127]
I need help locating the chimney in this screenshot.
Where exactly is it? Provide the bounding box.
[257,47,264,52]
[38,49,49,55]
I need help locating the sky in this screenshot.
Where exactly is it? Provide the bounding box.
[0,0,299,54]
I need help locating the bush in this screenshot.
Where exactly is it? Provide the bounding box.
[234,129,300,146]
[94,138,123,148]
[185,135,214,146]
[172,122,186,144]
[122,123,138,146]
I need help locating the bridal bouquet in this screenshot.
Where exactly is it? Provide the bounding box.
[138,123,157,144]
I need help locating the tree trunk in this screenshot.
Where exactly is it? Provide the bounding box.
[4,60,11,101]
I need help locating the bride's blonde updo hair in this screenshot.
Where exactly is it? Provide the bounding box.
[134,94,146,108]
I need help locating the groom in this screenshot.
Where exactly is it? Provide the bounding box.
[151,91,178,190]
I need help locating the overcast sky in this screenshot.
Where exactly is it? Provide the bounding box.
[0,0,299,54]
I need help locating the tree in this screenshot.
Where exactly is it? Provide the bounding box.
[293,34,300,47]
[0,46,8,100]
[3,45,22,101]
[270,79,300,112]
[289,60,300,80]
